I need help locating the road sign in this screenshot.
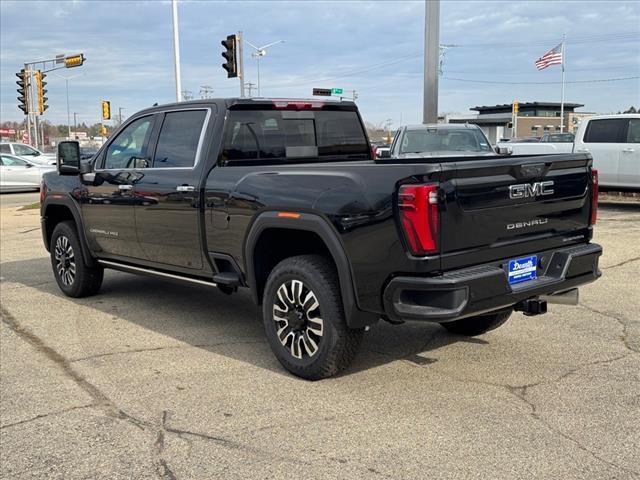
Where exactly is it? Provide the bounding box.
[331,88,343,94]
[312,88,332,96]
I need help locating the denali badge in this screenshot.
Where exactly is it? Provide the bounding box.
[509,180,554,199]
[507,218,549,230]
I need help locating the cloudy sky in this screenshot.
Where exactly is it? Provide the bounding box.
[1,0,639,128]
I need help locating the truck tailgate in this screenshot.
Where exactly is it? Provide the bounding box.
[438,153,594,270]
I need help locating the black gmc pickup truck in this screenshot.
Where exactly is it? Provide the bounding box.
[41,98,602,379]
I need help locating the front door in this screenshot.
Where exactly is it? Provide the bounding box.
[134,108,211,270]
[82,115,157,259]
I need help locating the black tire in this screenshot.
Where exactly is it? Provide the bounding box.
[441,308,513,336]
[50,221,103,298]
[262,255,364,380]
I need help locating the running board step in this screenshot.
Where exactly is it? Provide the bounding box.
[98,260,217,287]
[212,272,241,288]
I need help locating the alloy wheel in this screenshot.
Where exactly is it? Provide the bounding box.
[54,235,76,286]
[272,279,324,359]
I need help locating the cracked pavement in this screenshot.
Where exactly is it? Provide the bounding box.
[1,194,639,479]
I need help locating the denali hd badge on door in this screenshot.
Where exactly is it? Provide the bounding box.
[509,181,554,199]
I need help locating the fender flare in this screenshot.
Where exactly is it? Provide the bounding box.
[42,196,96,267]
[244,211,377,329]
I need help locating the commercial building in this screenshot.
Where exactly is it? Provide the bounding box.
[448,102,595,143]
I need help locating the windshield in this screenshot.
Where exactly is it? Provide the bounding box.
[221,109,370,164]
[400,128,493,154]
[13,144,40,156]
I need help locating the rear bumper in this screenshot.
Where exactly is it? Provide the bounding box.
[383,243,602,323]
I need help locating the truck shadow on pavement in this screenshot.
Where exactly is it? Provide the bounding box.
[1,256,487,379]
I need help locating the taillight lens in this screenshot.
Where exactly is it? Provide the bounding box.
[371,145,377,159]
[398,184,439,255]
[590,168,598,225]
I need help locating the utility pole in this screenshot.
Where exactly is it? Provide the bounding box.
[200,85,214,99]
[181,89,193,101]
[118,107,125,125]
[73,112,78,139]
[245,82,257,97]
[423,0,440,124]
[171,0,182,102]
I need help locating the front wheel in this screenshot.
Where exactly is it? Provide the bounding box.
[50,221,103,298]
[262,255,364,380]
[441,308,513,336]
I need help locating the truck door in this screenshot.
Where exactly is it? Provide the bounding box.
[620,117,640,188]
[575,118,627,187]
[133,108,212,270]
[82,115,157,259]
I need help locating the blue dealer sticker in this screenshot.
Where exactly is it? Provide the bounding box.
[508,256,537,285]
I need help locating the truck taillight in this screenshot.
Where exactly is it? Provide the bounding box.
[371,145,377,159]
[398,184,439,255]
[590,169,598,225]
[40,180,46,204]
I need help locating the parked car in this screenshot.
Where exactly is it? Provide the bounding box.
[541,133,574,143]
[80,147,99,160]
[0,142,56,165]
[573,114,639,190]
[383,123,495,158]
[0,154,55,192]
[41,98,601,379]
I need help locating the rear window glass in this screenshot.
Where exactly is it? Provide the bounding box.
[583,119,627,143]
[153,110,207,168]
[220,109,369,164]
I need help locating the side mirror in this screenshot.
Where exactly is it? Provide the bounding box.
[25,163,33,168]
[57,141,81,175]
[377,149,391,159]
[495,145,513,156]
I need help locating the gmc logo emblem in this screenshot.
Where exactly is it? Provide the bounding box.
[509,181,554,199]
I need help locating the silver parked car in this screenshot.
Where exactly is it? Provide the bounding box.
[0,142,57,165]
[383,124,496,159]
[0,154,55,192]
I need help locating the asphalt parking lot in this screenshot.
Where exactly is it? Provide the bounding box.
[0,194,638,480]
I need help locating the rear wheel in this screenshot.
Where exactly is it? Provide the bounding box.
[50,221,103,298]
[441,308,512,336]
[262,255,364,380]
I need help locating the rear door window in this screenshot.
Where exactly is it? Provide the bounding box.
[220,109,369,164]
[152,110,207,168]
[626,119,640,143]
[583,119,628,143]
[0,144,10,153]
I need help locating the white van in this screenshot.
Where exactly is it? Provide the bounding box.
[573,114,639,190]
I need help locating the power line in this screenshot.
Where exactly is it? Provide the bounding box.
[442,75,640,85]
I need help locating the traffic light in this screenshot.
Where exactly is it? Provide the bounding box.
[64,53,85,68]
[101,100,111,120]
[35,70,48,115]
[513,100,519,115]
[16,69,29,115]
[221,34,237,78]
[101,125,108,136]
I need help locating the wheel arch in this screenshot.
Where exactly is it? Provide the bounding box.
[42,197,96,267]
[244,211,377,328]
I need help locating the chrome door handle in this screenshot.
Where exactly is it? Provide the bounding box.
[118,184,133,190]
[176,185,195,192]
[622,148,635,153]
[576,148,589,152]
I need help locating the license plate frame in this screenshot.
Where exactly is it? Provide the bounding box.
[507,255,538,285]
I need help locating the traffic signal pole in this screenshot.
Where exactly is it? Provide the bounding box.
[237,31,245,98]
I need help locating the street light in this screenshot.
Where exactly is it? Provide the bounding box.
[73,112,78,139]
[245,39,284,97]
[52,72,82,139]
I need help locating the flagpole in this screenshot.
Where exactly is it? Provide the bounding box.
[560,34,566,133]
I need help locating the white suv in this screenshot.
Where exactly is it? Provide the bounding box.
[573,114,639,190]
[0,142,56,165]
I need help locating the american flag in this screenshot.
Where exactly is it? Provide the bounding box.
[535,43,563,70]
